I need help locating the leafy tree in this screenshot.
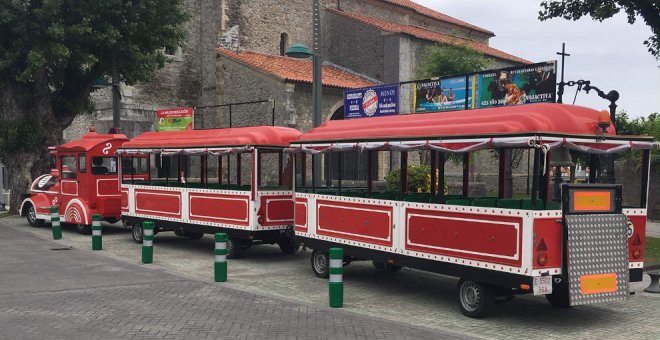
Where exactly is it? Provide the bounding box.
[416,43,491,79]
[616,110,660,163]
[0,0,188,213]
[539,1,660,60]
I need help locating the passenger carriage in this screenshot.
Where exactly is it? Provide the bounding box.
[21,128,131,233]
[289,103,658,317]
[118,126,301,258]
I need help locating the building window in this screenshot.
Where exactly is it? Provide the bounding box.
[280,33,289,56]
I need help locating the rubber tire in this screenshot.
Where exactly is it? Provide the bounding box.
[226,238,241,259]
[311,249,329,278]
[173,229,185,237]
[131,223,143,243]
[277,238,298,254]
[185,231,204,240]
[75,223,91,235]
[372,260,402,272]
[546,287,571,308]
[457,279,495,318]
[26,204,44,227]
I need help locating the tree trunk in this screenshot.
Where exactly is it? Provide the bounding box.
[1,74,64,215]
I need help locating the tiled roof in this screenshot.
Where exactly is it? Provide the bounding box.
[216,49,375,89]
[329,9,530,64]
[379,0,494,35]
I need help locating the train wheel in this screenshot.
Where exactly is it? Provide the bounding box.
[75,223,91,235]
[226,238,241,259]
[311,249,329,278]
[457,279,494,318]
[131,223,143,243]
[546,287,570,308]
[26,204,44,227]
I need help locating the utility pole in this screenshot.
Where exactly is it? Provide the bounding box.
[112,68,121,131]
[312,0,322,184]
[556,43,570,104]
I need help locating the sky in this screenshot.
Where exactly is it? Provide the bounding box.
[414,0,660,118]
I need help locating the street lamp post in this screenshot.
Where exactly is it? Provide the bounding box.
[286,0,323,185]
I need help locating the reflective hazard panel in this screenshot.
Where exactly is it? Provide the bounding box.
[565,214,629,306]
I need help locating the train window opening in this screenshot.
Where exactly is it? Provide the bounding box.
[91,157,118,175]
[184,155,203,186]
[259,150,292,190]
[79,153,87,173]
[121,156,149,184]
[150,154,177,186]
[60,155,77,179]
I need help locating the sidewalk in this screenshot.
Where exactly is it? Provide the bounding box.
[0,219,464,340]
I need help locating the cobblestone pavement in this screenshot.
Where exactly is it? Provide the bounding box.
[0,219,462,340]
[4,215,660,339]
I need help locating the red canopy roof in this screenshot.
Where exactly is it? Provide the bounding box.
[296,103,623,143]
[121,126,302,149]
[57,131,128,152]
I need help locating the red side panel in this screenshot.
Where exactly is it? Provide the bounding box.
[295,197,308,233]
[120,189,129,213]
[405,208,522,267]
[188,192,249,226]
[316,200,393,247]
[532,217,563,269]
[628,215,646,262]
[60,180,78,196]
[260,195,294,226]
[97,179,119,196]
[134,189,181,218]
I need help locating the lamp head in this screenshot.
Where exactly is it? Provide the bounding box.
[598,110,611,134]
[285,44,313,58]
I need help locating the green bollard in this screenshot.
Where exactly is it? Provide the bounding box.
[91,214,102,251]
[329,248,344,308]
[214,233,228,282]
[50,206,62,240]
[142,221,154,264]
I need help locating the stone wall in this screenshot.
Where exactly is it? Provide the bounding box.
[616,157,659,219]
[217,55,344,132]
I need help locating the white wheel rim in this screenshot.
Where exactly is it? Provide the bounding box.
[28,207,36,223]
[313,252,328,274]
[133,226,142,239]
[460,282,481,312]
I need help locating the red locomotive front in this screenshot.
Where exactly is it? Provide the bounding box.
[20,128,129,233]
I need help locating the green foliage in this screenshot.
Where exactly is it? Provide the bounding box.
[0,118,46,164]
[616,111,660,163]
[386,165,446,193]
[416,43,491,79]
[539,1,660,60]
[0,0,189,118]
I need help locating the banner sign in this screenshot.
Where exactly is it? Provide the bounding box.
[344,84,399,119]
[413,61,557,113]
[475,61,557,109]
[156,107,194,132]
[414,76,472,113]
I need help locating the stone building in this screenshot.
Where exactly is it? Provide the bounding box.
[64,0,528,140]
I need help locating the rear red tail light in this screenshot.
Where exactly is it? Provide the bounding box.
[633,249,641,259]
[537,253,548,266]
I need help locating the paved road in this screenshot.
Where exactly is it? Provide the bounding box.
[3,215,660,339]
[0,219,463,340]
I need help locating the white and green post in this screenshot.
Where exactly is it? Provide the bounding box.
[91,214,102,251]
[50,206,62,240]
[214,233,227,282]
[142,221,154,264]
[329,248,344,308]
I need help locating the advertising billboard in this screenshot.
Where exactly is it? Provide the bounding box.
[475,61,557,109]
[413,76,472,113]
[344,84,399,119]
[412,61,557,113]
[156,107,194,132]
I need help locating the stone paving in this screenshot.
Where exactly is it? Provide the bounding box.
[3,215,660,339]
[0,220,461,340]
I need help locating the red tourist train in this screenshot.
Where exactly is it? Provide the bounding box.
[117,126,301,257]
[289,103,658,317]
[20,128,131,233]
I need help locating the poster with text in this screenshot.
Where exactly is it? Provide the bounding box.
[344,84,399,119]
[156,107,194,131]
[475,61,557,109]
[414,76,472,113]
